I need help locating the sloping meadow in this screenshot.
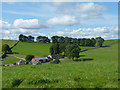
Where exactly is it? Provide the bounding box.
[2,40,118,88]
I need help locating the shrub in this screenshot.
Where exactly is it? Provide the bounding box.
[26,61,29,64]
[2,44,12,54]
[25,55,34,61]
[53,59,60,64]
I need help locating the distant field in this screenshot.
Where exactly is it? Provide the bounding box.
[2,40,52,55]
[2,39,118,88]
[102,39,118,46]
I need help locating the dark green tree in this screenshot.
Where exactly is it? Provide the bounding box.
[2,44,11,53]
[25,55,34,61]
[80,38,86,46]
[50,43,60,55]
[59,43,67,54]
[50,45,54,55]
[91,38,96,47]
[51,36,59,43]
[28,35,34,42]
[19,34,24,42]
[65,44,81,60]
[96,37,104,47]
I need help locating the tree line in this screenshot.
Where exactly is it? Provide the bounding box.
[19,34,50,43]
[19,34,104,47]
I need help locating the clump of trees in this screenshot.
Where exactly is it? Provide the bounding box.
[96,37,104,47]
[2,44,12,54]
[19,34,50,43]
[50,43,67,55]
[19,34,34,42]
[65,44,81,60]
[49,36,104,60]
[25,55,34,62]
[51,36,98,47]
[36,36,50,43]
[50,43,81,60]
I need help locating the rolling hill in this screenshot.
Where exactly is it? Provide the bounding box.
[1,39,119,88]
[2,39,118,55]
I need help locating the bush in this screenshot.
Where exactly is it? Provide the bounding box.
[26,61,29,64]
[2,44,12,53]
[53,59,60,64]
[25,55,34,61]
[49,59,60,64]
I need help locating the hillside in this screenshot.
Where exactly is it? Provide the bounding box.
[2,40,52,55]
[2,39,118,55]
[2,40,118,88]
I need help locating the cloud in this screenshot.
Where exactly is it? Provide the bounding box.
[46,15,79,26]
[1,19,47,40]
[13,19,49,29]
[0,20,11,29]
[51,27,118,39]
[56,3,106,19]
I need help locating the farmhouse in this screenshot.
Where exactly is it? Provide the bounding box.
[31,57,51,65]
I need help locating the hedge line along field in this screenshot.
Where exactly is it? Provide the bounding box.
[2,40,118,88]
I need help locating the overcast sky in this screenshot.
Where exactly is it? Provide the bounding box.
[0,2,118,40]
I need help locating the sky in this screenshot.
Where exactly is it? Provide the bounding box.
[0,2,118,40]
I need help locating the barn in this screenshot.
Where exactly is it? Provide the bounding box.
[31,57,50,64]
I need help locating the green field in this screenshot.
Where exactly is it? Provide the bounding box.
[2,40,52,55]
[1,39,118,88]
[2,39,118,56]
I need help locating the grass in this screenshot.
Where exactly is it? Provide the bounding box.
[2,40,118,88]
[2,40,52,55]
[2,39,114,56]
[102,39,118,46]
[2,55,24,65]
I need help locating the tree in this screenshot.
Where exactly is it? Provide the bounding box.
[36,36,50,43]
[91,38,96,47]
[19,34,24,42]
[96,37,104,47]
[28,35,34,42]
[70,48,80,60]
[2,44,11,53]
[49,43,60,55]
[50,45,54,55]
[25,55,34,61]
[59,43,67,54]
[51,36,59,43]
[64,37,72,44]
[59,36,65,43]
[80,38,86,46]
[65,44,81,60]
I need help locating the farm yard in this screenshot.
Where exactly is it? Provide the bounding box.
[1,39,119,88]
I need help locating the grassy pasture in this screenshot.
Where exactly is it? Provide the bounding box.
[2,40,52,55]
[2,55,24,65]
[2,39,118,88]
[2,39,116,56]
